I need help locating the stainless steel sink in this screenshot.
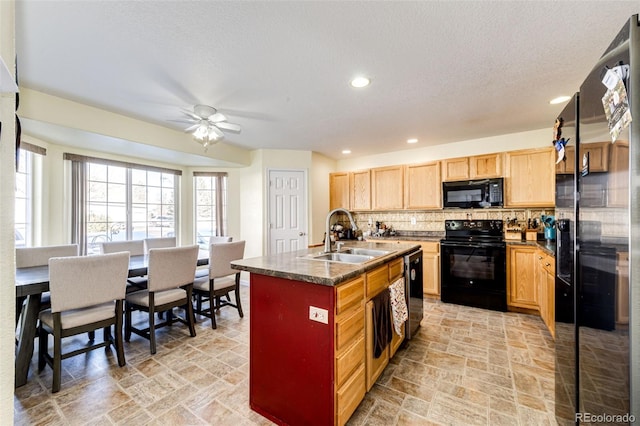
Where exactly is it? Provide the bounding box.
[339,248,392,257]
[308,253,374,264]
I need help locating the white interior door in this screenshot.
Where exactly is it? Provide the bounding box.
[268,169,307,255]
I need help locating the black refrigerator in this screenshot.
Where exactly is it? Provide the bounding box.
[554,14,639,425]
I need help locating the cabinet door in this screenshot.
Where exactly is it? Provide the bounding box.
[616,252,629,324]
[556,145,575,174]
[536,251,547,320]
[350,170,371,211]
[505,148,555,207]
[470,153,502,179]
[546,268,555,338]
[405,162,441,209]
[441,157,469,181]
[582,141,610,172]
[330,172,350,210]
[423,249,440,296]
[371,166,404,210]
[608,141,629,207]
[507,245,538,309]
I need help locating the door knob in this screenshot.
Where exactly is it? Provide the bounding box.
[299,232,306,236]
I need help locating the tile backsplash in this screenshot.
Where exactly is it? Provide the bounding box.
[341,208,555,233]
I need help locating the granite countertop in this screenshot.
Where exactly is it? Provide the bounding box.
[507,240,556,255]
[367,230,444,242]
[231,241,421,286]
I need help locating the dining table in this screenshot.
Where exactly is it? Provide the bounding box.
[14,251,209,388]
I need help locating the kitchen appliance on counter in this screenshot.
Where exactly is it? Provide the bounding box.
[440,220,506,311]
[404,250,423,339]
[442,178,503,209]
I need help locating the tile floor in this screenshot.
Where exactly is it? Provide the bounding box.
[14,290,563,425]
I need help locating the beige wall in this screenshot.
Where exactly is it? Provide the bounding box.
[0,0,16,420]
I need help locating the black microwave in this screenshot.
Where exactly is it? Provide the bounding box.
[442,178,503,209]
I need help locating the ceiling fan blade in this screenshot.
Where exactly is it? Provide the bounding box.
[208,112,227,123]
[181,108,202,121]
[215,122,242,133]
[209,125,225,139]
[184,123,201,133]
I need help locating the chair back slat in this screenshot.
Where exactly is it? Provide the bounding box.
[16,244,78,268]
[101,240,144,256]
[48,252,130,313]
[210,241,245,279]
[209,236,232,245]
[144,237,177,253]
[147,245,199,292]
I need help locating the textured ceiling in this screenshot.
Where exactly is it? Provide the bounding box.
[14,1,639,161]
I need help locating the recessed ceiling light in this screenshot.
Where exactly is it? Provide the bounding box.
[550,95,571,105]
[350,76,370,88]
[342,149,351,154]
[407,138,418,144]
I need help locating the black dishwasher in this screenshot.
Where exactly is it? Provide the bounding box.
[404,249,423,339]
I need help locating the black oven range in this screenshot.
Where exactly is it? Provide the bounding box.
[440,219,507,312]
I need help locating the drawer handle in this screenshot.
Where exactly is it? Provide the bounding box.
[545,262,551,267]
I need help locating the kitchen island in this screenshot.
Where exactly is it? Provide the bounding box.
[231,241,420,426]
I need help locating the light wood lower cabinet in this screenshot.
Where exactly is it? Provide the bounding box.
[507,245,539,310]
[421,242,440,297]
[616,252,629,325]
[335,276,365,425]
[536,251,555,338]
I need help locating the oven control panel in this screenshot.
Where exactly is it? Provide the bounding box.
[444,220,503,239]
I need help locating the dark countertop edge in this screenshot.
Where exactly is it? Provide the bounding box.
[231,242,421,286]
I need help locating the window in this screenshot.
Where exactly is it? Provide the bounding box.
[194,173,227,249]
[67,154,180,254]
[15,149,32,247]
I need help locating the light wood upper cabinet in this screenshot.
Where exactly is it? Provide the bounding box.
[507,245,538,310]
[371,166,404,210]
[470,153,502,179]
[582,141,610,172]
[404,162,441,209]
[329,172,350,210]
[441,157,469,181]
[608,141,629,207]
[505,147,555,208]
[441,153,502,181]
[350,170,371,211]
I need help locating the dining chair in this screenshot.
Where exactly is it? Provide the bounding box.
[100,240,147,293]
[144,237,176,253]
[125,245,199,354]
[193,241,246,329]
[38,251,130,393]
[195,236,233,279]
[15,244,79,326]
[209,236,232,244]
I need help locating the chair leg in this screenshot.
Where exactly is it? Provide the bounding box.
[235,287,244,318]
[149,307,156,355]
[124,302,132,342]
[209,288,217,329]
[185,288,197,337]
[38,324,47,372]
[52,333,62,393]
[115,301,126,367]
[88,330,95,341]
[16,296,26,327]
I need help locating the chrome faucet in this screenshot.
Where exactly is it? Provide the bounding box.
[325,208,358,253]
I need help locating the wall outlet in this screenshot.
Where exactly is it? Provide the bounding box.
[410,217,417,225]
[309,306,328,324]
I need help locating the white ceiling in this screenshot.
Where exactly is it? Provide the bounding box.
[14,1,639,162]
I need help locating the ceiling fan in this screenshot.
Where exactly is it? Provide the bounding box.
[181,104,241,148]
